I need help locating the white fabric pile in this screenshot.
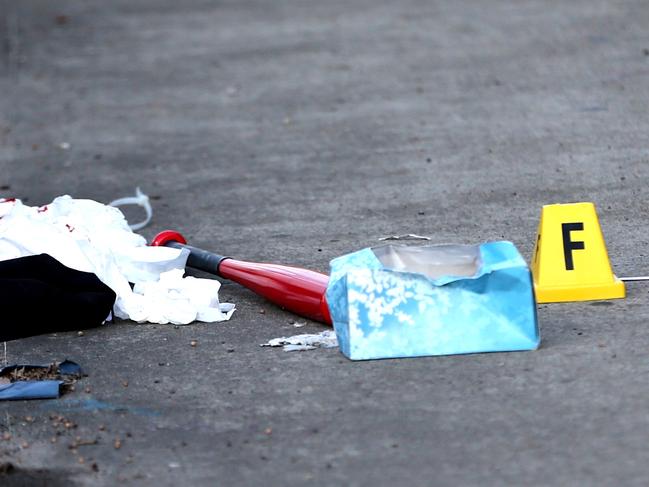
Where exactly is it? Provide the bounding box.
[0,195,234,325]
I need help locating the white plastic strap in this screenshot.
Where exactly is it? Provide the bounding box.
[108,187,153,231]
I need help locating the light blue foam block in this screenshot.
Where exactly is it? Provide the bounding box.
[325,241,540,360]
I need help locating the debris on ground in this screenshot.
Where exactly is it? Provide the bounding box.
[0,360,83,382]
[378,234,432,241]
[0,360,84,400]
[261,330,338,351]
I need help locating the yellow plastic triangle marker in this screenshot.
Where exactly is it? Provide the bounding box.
[531,202,625,303]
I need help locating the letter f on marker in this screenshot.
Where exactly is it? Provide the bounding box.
[562,222,585,271]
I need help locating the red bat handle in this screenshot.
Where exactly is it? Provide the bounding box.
[151,231,332,325]
[219,260,331,324]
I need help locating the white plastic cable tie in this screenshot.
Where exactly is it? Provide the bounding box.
[109,187,153,231]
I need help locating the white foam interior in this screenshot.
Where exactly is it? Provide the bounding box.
[372,244,480,279]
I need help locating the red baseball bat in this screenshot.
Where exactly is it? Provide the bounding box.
[151,231,332,325]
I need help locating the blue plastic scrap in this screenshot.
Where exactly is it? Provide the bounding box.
[0,360,83,401]
[0,380,64,400]
[326,241,540,360]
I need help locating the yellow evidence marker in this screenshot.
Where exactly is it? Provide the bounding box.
[531,202,625,303]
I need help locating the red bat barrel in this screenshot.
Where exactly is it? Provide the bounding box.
[151,231,332,325]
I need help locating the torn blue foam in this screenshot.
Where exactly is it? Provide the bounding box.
[326,241,540,360]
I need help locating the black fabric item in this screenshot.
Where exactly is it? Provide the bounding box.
[0,254,116,341]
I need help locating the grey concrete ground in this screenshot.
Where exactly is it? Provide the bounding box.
[1,0,649,485]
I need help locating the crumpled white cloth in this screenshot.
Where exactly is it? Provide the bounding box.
[0,195,235,325]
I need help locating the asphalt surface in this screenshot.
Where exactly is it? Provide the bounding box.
[1,0,649,485]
